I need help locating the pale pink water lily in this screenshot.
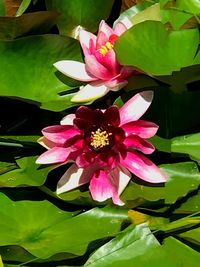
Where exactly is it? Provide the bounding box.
[54,20,136,103]
[36,91,167,205]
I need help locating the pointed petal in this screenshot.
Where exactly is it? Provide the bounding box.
[36,147,71,164]
[120,151,167,183]
[105,79,127,91]
[113,21,127,35]
[109,165,131,196]
[85,55,113,80]
[79,29,96,56]
[56,163,94,194]
[60,114,75,125]
[54,60,97,82]
[124,135,155,154]
[119,91,154,125]
[89,169,124,206]
[42,125,79,145]
[94,49,120,76]
[98,20,114,39]
[122,120,158,138]
[37,136,58,149]
[104,106,120,126]
[71,83,109,103]
[115,17,133,30]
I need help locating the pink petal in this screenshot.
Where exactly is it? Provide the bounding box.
[89,169,124,206]
[109,165,131,196]
[98,20,114,40]
[37,136,58,149]
[94,49,120,76]
[85,55,113,80]
[71,83,109,103]
[60,114,75,126]
[56,163,95,194]
[122,120,159,138]
[119,91,154,125]
[96,31,108,49]
[105,79,128,91]
[124,135,155,154]
[42,125,79,145]
[120,151,167,183]
[53,60,97,82]
[36,147,72,164]
[79,29,97,56]
[113,21,127,36]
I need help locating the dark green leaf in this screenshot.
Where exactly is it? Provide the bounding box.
[0,11,58,40]
[175,190,200,214]
[0,0,5,16]
[0,35,82,111]
[45,0,114,37]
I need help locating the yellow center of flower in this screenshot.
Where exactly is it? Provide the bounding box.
[90,128,112,149]
[98,41,113,56]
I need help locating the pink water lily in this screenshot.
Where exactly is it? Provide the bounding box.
[36,91,167,205]
[54,20,136,103]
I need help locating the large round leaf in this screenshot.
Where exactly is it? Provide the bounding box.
[0,34,83,111]
[45,0,115,37]
[115,21,199,75]
[0,193,128,259]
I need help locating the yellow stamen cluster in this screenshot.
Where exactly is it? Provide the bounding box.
[98,41,113,56]
[90,128,112,149]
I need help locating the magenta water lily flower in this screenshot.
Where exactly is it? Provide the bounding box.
[36,91,167,205]
[54,20,135,103]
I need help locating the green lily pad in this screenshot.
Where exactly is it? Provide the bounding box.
[0,11,58,40]
[178,227,200,246]
[0,35,82,111]
[0,156,54,187]
[115,21,199,75]
[171,132,200,161]
[45,0,115,37]
[122,162,200,205]
[0,193,128,259]
[175,190,200,214]
[161,236,200,267]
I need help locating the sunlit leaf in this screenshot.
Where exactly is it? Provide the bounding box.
[115,21,199,75]
[84,224,162,267]
[0,156,54,187]
[161,236,200,267]
[178,227,200,246]
[171,132,200,161]
[0,194,128,259]
[15,0,31,16]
